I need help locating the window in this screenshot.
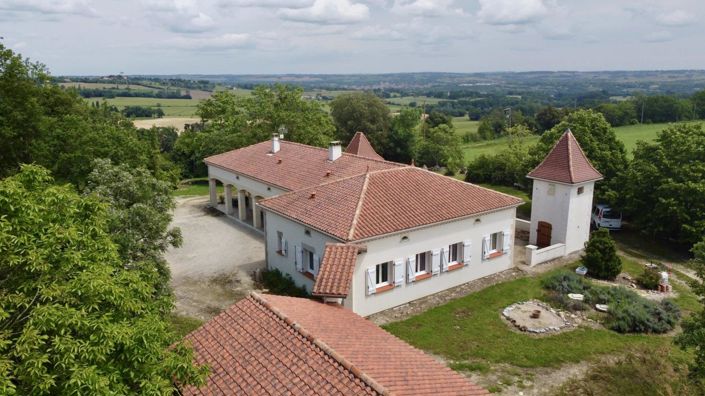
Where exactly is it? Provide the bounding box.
[303,248,315,273]
[376,262,390,286]
[547,183,556,196]
[447,243,462,264]
[490,232,501,252]
[276,231,285,255]
[415,252,428,274]
[577,186,584,195]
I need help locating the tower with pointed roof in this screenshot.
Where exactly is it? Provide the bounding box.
[527,129,603,254]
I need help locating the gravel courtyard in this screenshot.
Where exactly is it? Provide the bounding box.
[166,196,265,320]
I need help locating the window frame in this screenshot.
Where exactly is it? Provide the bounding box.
[276,231,285,255]
[489,232,501,254]
[375,262,390,287]
[447,242,462,264]
[415,251,429,275]
[303,247,315,273]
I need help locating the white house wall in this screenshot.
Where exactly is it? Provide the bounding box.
[351,208,516,317]
[565,182,594,253]
[529,180,571,246]
[207,165,288,198]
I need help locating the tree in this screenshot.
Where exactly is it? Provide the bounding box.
[535,106,564,133]
[416,124,463,174]
[0,165,206,394]
[582,228,622,280]
[330,91,390,150]
[676,238,705,388]
[466,125,532,187]
[692,89,705,119]
[530,109,628,203]
[620,123,705,246]
[425,111,452,128]
[386,107,421,163]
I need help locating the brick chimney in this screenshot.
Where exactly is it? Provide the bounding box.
[271,133,280,154]
[328,141,342,161]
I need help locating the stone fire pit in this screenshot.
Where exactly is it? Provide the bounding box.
[502,300,571,334]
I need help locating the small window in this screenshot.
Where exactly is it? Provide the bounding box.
[376,262,390,286]
[448,243,462,263]
[304,229,311,237]
[415,252,429,274]
[276,231,284,254]
[577,186,584,195]
[547,183,556,196]
[490,232,501,252]
[303,248,315,273]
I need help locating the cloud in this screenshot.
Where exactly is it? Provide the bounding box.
[168,33,253,50]
[219,0,313,8]
[477,0,549,25]
[351,25,404,40]
[142,0,216,33]
[277,0,369,24]
[0,0,97,16]
[643,30,673,43]
[655,9,695,27]
[391,0,463,17]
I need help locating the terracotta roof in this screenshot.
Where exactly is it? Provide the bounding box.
[313,244,361,297]
[205,140,402,191]
[345,132,385,161]
[527,129,603,184]
[259,167,524,241]
[264,294,489,396]
[181,294,380,396]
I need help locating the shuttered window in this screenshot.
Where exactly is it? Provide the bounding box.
[415,252,429,274]
[376,262,390,286]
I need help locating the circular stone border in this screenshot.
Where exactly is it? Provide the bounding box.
[502,300,572,334]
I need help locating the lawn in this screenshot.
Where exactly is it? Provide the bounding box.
[173,178,222,197]
[169,313,204,338]
[384,259,695,369]
[478,183,531,219]
[453,117,480,136]
[89,97,202,117]
[462,135,540,162]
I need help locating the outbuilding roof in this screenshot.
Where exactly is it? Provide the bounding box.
[182,293,488,396]
[345,132,385,160]
[259,167,523,242]
[527,129,603,184]
[313,243,362,297]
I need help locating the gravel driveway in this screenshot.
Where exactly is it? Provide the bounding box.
[166,196,265,320]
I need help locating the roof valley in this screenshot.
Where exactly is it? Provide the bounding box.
[348,171,370,240]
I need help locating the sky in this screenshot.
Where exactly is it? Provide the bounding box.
[1,0,703,75]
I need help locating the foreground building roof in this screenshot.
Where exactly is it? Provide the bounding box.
[182,293,488,396]
[312,243,362,297]
[345,132,385,161]
[259,167,523,242]
[205,139,402,191]
[527,129,603,184]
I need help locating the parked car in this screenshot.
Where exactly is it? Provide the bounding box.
[591,204,622,230]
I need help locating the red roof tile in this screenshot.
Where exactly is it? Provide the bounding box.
[345,132,385,161]
[263,294,489,396]
[313,244,361,297]
[527,129,603,184]
[181,294,379,396]
[259,167,523,241]
[205,140,402,191]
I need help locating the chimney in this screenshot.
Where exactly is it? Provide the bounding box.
[328,141,342,161]
[271,133,280,154]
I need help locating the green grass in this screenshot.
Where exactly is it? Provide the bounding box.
[384,265,690,369]
[169,314,204,338]
[173,178,223,197]
[91,97,202,117]
[478,183,531,218]
[453,117,480,136]
[386,96,444,106]
[462,135,540,162]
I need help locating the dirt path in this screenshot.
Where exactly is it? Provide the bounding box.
[166,196,265,320]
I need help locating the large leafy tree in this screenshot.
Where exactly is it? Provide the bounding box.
[677,239,705,388]
[530,109,628,203]
[0,165,206,395]
[620,123,705,246]
[330,91,390,150]
[416,124,463,174]
[386,107,421,163]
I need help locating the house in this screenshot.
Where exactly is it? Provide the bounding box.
[524,129,603,266]
[205,133,522,316]
[180,292,488,395]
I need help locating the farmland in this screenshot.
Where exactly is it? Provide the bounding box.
[95,97,201,117]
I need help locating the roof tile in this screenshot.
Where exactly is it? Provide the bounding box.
[345,132,385,161]
[313,244,361,297]
[527,129,603,184]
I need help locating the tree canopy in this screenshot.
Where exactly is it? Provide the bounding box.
[0,165,206,395]
[330,91,390,152]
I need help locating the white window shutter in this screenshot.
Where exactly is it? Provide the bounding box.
[440,247,449,272]
[482,236,490,260]
[295,246,303,272]
[366,267,376,295]
[431,249,441,275]
[394,259,404,286]
[503,230,511,253]
[463,240,472,265]
[407,256,416,283]
[283,239,288,256]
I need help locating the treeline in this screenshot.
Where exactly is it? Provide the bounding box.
[76,87,191,99]
[122,105,165,118]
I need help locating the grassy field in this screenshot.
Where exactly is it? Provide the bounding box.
[61,82,158,91]
[384,256,695,372]
[173,178,222,196]
[386,96,444,106]
[462,135,540,162]
[478,183,531,218]
[453,117,480,136]
[98,97,202,117]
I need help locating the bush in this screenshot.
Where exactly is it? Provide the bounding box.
[637,267,661,290]
[583,228,622,280]
[608,298,680,334]
[260,268,309,297]
[542,272,591,294]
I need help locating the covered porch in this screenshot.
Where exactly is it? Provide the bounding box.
[207,178,265,233]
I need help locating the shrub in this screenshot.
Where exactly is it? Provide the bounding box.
[260,268,309,297]
[542,272,591,294]
[608,297,680,334]
[637,267,661,290]
[583,228,622,280]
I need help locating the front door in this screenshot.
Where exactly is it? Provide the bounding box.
[537,221,552,248]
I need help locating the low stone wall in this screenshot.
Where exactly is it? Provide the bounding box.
[525,243,566,267]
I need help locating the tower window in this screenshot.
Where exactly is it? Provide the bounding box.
[577,186,585,195]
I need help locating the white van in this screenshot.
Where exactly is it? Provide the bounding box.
[591,204,622,230]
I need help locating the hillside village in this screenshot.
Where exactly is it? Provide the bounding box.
[3,1,705,395]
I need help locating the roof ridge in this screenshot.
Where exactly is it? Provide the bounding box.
[566,130,575,183]
[569,130,602,178]
[250,293,389,395]
[348,172,371,240]
[281,140,404,167]
[412,166,524,204]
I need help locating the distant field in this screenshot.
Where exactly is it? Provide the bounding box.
[61,82,158,91]
[98,97,201,117]
[462,135,540,162]
[133,117,200,132]
[386,96,443,106]
[453,117,480,136]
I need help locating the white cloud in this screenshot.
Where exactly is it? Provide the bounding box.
[0,0,97,16]
[391,0,462,17]
[219,0,313,8]
[351,25,404,40]
[477,0,549,25]
[277,0,369,24]
[169,33,253,50]
[143,0,216,33]
[643,30,673,43]
[655,9,695,27]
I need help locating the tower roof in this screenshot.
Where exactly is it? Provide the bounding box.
[527,129,603,184]
[345,132,385,160]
